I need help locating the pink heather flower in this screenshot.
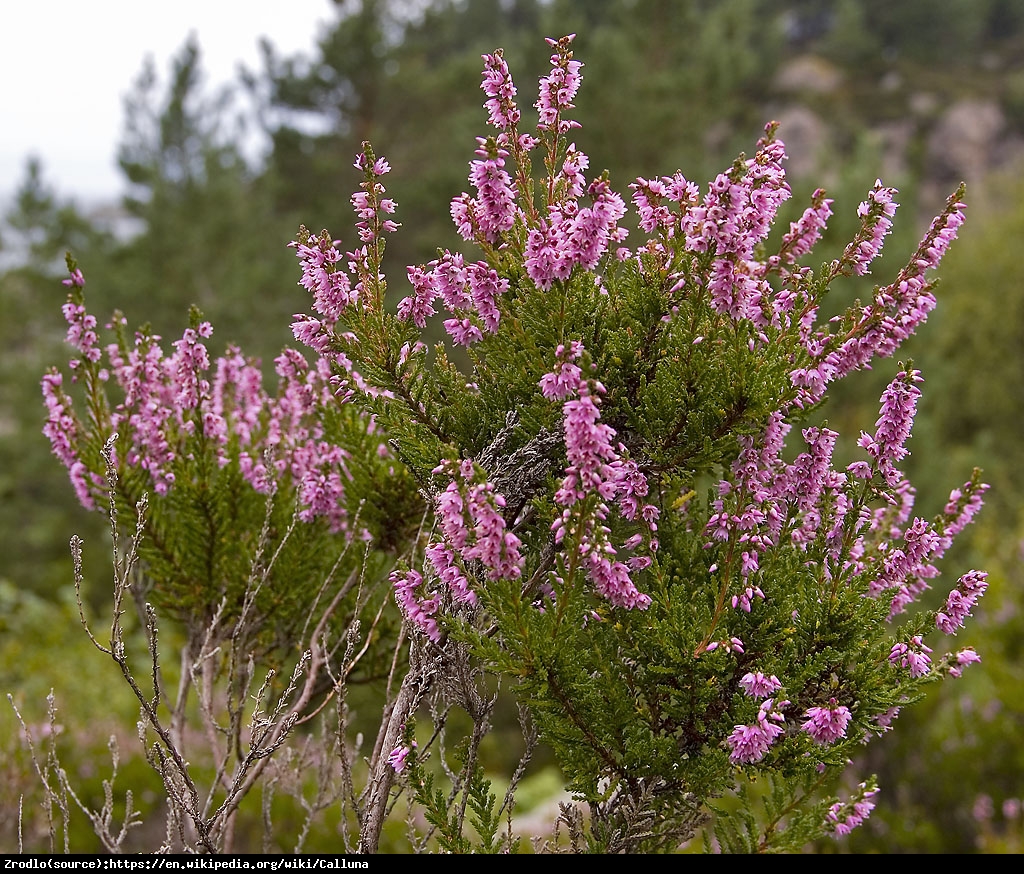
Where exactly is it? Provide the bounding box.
[872,707,901,733]
[481,49,520,132]
[350,149,399,243]
[630,176,673,235]
[727,722,779,765]
[949,647,981,678]
[538,342,583,400]
[436,478,470,551]
[840,180,898,276]
[558,382,619,499]
[467,262,506,333]
[171,325,213,411]
[565,178,628,271]
[42,370,97,509]
[50,281,360,530]
[296,442,351,533]
[721,636,745,655]
[727,698,786,764]
[801,698,852,745]
[866,514,942,603]
[536,35,583,134]
[827,782,878,837]
[388,741,416,773]
[431,459,524,589]
[889,635,932,677]
[61,301,102,366]
[936,569,988,634]
[397,265,437,328]
[468,142,517,243]
[779,188,833,264]
[731,584,765,612]
[559,143,590,197]
[292,235,359,321]
[544,344,657,610]
[62,267,85,288]
[291,315,330,354]
[739,672,782,698]
[704,410,799,582]
[458,477,525,582]
[791,188,963,408]
[444,317,483,347]
[433,250,472,311]
[937,478,988,554]
[450,193,476,241]
[915,192,966,271]
[426,541,475,605]
[524,218,570,291]
[581,548,652,610]
[857,368,922,488]
[683,125,790,326]
[391,568,440,641]
[631,173,701,236]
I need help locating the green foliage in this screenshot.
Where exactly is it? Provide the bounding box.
[407,754,510,853]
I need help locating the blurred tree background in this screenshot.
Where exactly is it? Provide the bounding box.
[3,0,1024,852]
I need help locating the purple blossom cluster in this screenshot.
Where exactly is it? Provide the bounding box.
[61,301,102,371]
[61,267,85,289]
[481,48,519,134]
[397,251,508,346]
[801,698,853,745]
[727,698,786,764]
[542,344,658,610]
[827,782,879,836]
[778,188,834,266]
[431,458,524,586]
[352,151,399,243]
[936,570,989,634]
[629,173,701,237]
[705,412,845,604]
[388,741,415,773]
[841,181,898,277]
[729,672,853,760]
[440,35,628,292]
[889,635,933,678]
[727,692,854,764]
[42,371,98,509]
[535,35,583,135]
[391,568,440,642]
[684,126,792,326]
[739,671,782,698]
[791,188,967,407]
[522,176,628,291]
[290,149,400,355]
[45,273,362,535]
[392,459,524,641]
[705,367,987,623]
[856,368,921,487]
[292,232,357,335]
[863,478,984,620]
[949,647,982,678]
[474,141,517,234]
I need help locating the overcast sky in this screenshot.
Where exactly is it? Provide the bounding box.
[0,0,336,204]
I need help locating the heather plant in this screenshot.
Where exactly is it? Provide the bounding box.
[30,34,987,854]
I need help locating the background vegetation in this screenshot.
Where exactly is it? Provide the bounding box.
[3,0,1023,852]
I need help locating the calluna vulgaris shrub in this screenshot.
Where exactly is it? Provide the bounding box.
[35,34,988,853]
